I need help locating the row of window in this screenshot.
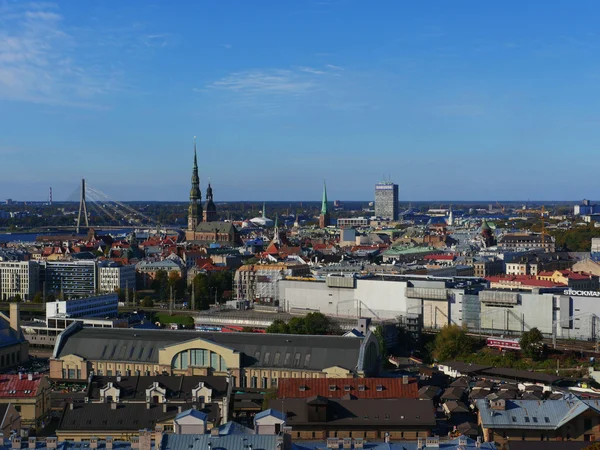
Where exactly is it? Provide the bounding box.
[172,350,227,372]
[0,351,19,368]
[62,368,82,379]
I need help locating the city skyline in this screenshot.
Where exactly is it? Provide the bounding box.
[2,1,600,201]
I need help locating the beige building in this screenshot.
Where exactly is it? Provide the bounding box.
[0,403,21,438]
[537,270,599,290]
[572,259,600,277]
[50,324,380,388]
[0,261,39,301]
[0,374,51,432]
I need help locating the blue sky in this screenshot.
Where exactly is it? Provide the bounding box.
[1,1,599,202]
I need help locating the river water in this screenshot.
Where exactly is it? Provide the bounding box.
[0,229,133,243]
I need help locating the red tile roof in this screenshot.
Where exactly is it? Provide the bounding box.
[276,377,418,399]
[0,374,43,398]
[486,275,565,288]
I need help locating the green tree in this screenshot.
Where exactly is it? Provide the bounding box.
[32,292,43,303]
[141,296,154,308]
[520,327,545,360]
[46,293,56,302]
[11,294,22,303]
[168,271,185,299]
[262,391,277,409]
[432,325,473,361]
[191,274,210,310]
[151,270,169,300]
[265,313,337,335]
[374,325,388,359]
[265,319,290,334]
[288,316,306,334]
[303,312,333,335]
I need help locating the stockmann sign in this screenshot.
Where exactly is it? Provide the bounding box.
[564,289,600,297]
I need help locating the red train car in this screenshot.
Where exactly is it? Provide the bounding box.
[486,337,521,351]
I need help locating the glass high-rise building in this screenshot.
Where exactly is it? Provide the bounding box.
[374,182,398,220]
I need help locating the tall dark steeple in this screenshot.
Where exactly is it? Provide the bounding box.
[188,137,203,232]
[203,180,217,222]
[319,179,331,228]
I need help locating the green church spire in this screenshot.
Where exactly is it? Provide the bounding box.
[321,180,329,215]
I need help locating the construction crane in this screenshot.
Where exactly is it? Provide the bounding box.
[496,201,505,213]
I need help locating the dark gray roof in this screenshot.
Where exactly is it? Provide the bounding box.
[194,222,237,233]
[57,402,219,432]
[271,398,436,428]
[508,443,591,450]
[55,326,364,372]
[87,375,228,401]
[441,387,465,401]
[164,434,279,450]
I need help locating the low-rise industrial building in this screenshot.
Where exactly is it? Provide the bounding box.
[49,324,380,385]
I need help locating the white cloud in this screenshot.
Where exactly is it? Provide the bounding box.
[325,64,344,71]
[221,43,232,49]
[204,65,345,101]
[207,69,318,96]
[0,2,122,106]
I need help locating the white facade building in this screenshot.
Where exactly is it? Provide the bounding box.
[0,261,39,301]
[45,293,118,321]
[98,263,136,293]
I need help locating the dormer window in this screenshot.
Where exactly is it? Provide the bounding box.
[358,385,366,392]
[299,385,307,392]
[376,385,384,392]
[344,385,351,392]
[329,385,337,392]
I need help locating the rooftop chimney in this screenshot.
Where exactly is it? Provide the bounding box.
[90,437,98,449]
[45,437,57,449]
[28,437,36,449]
[27,373,33,381]
[111,402,117,410]
[139,429,152,450]
[155,427,164,450]
[106,437,114,450]
[12,437,22,449]
[10,303,21,334]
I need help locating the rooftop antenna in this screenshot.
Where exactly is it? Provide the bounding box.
[49,187,52,206]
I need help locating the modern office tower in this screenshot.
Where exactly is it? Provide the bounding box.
[374,182,398,220]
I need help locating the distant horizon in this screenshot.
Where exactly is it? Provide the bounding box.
[0,199,591,205]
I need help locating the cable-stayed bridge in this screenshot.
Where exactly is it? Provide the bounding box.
[64,179,162,233]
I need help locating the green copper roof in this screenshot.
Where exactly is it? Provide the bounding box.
[321,180,329,215]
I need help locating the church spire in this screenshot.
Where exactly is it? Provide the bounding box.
[262,202,266,219]
[319,179,331,228]
[188,136,202,232]
[321,179,328,215]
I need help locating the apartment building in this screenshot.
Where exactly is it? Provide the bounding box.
[0,261,39,301]
[98,262,136,293]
